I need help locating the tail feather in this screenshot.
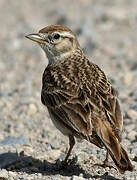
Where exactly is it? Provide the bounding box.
[110,145,133,174]
[97,121,133,173]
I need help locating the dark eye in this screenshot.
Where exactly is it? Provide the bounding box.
[53,33,60,40]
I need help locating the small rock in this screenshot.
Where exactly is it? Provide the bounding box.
[0,169,8,178]
[50,139,61,149]
[65,177,71,180]
[8,177,15,180]
[79,173,84,177]
[36,173,42,178]
[72,176,86,180]
[125,124,135,132]
[127,109,137,120]
[124,72,133,86]
[52,177,66,180]
[130,153,136,160]
[8,171,16,178]
[27,104,37,115]
[131,143,137,155]
[26,176,34,180]
[132,161,137,169]
[127,131,137,140]
[76,152,89,163]
[23,146,34,156]
[48,150,61,160]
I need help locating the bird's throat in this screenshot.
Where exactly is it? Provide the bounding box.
[47,49,76,65]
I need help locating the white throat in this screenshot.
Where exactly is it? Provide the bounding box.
[45,49,75,65]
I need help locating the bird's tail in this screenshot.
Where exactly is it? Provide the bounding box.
[110,145,133,174]
[97,121,133,174]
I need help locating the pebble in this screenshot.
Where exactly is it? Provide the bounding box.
[52,177,70,180]
[125,124,135,132]
[127,131,137,140]
[8,177,15,180]
[8,171,17,178]
[130,153,136,160]
[27,104,37,115]
[72,176,86,180]
[23,146,34,156]
[131,144,137,155]
[76,152,89,163]
[48,150,61,160]
[132,161,137,169]
[25,176,34,180]
[0,169,8,178]
[127,109,137,120]
[124,72,133,85]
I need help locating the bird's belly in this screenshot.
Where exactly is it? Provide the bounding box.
[48,109,72,136]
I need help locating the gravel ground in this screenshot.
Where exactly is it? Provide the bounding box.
[0,0,137,179]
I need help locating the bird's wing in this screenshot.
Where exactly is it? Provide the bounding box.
[41,85,93,139]
[92,64,123,140]
[87,65,133,173]
[41,65,95,139]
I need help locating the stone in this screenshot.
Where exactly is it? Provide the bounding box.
[27,104,37,115]
[76,152,89,163]
[131,145,137,156]
[125,124,135,132]
[8,177,14,180]
[127,131,137,140]
[0,169,8,178]
[127,109,137,120]
[72,176,86,180]
[48,150,61,160]
[52,177,68,180]
[124,72,133,86]
[8,171,17,178]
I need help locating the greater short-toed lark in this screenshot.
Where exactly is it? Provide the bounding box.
[26,25,133,174]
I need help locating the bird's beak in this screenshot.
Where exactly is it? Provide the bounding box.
[25,33,48,44]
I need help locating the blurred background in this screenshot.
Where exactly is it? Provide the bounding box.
[0,0,137,179]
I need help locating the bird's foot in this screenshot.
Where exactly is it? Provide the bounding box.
[54,155,77,171]
[67,155,78,165]
[93,161,117,170]
[54,159,67,171]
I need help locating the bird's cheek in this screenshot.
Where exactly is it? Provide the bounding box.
[56,42,71,54]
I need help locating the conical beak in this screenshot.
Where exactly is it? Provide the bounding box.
[25,33,47,44]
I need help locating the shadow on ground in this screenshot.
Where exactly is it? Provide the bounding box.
[0,152,121,180]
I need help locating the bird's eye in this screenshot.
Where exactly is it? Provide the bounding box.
[53,33,60,40]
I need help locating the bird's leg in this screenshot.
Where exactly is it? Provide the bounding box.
[93,151,116,170]
[103,151,109,165]
[102,151,117,169]
[64,135,75,163]
[55,136,75,170]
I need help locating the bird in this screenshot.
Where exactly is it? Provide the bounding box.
[26,25,133,174]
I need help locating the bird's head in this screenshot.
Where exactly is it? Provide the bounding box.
[26,25,80,64]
